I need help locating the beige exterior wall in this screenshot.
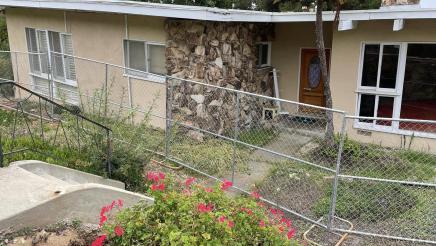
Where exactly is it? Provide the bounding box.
[271,22,332,112]
[5,8,167,127]
[330,19,436,152]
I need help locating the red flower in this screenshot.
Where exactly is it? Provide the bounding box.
[241,207,253,216]
[151,182,165,191]
[99,215,107,227]
[251,191,261,199]
[100,206,108,217]
[197,202,214,213]
[158,172,165,180]
[259,220,265,228]
[91,235,107,246]
[227,220,234,228]
[279,225,285,233]
[185,177,196,187]
[114,225,124,237]
[287,228,296,240]
[270,208,277,215]
[147,171,162,183]
[220,179,233,191]
[118,199,123,208]
[218,215,226,223]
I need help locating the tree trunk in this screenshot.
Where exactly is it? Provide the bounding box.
[315,0,335,146]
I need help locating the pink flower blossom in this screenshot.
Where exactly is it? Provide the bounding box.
[251,191,261,199]
[218,215,226,223]
[118,199,123,208]
[287,228,296,240]
[197,202,214,213]
[91,235,107,246]
[241,207,253,216]
[158,172,165,180]
[151,182,165,191]
[114,225,124,237]
[220,179,233,191]
[185,177,196,187]
[99,215,107,227]
[259,220,265,228]
[227,220,234,228]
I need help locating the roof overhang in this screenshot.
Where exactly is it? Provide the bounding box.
[1,0,436,23]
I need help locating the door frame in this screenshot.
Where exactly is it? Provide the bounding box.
[297,47,332,104]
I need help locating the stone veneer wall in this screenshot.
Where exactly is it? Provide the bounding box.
[165,19,275,136]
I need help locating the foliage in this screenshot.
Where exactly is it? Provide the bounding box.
[97,172,300,246]
[238,127,278,147]
[312,135,436,181]
[313,181,418,221]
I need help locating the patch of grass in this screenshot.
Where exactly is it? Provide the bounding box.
[238,127,278,147]
[313,181,418,222]
[311,135,436,182]
[170,136,250,177]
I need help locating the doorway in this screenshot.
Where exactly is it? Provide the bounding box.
[299,49,330,107]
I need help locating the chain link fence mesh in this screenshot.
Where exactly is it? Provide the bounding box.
[1,51,436,244]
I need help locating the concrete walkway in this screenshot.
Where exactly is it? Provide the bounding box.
[0,160,152,231]
[230,127,322,191]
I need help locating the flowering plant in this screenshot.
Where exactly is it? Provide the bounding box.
[99,171,299,245]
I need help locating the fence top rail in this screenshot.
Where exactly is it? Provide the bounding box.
[0,79,112,131]
[346,115,436,124]
[33,50,345,114]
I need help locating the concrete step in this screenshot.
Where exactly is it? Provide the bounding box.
[0,160,154,231]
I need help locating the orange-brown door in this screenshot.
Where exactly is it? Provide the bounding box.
[299,49,330,107]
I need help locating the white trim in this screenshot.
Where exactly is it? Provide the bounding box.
[354,41,436,136]
[3,0,436,23]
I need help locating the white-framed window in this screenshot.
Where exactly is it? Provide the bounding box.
[256,42,271,68]
[356,42,436,134]
[25,27,78,104]
[123,39,166,82]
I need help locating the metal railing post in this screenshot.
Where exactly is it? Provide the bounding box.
[327,114,347,230]
[47,52,54,114]
[231,92,241,183]
[164,76,173,160]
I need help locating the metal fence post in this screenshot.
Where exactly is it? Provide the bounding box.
[327,114,347,230]
[231,92,241,183]
[47,52,54,114]
[14,52,22,100]
[164,76,173,160]
[0,133,3,168]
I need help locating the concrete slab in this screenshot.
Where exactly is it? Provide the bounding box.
[0,160,153,231]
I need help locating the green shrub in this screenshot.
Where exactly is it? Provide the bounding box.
[99,172,300,246]
[238,127,278,147]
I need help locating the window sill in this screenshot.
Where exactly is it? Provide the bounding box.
[29,72,78,87]
[353,120,436,139]
[123,73,166,84]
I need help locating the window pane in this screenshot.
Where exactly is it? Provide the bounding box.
[261,44,269,65]
[125,40,146,76]
[359,94,376,123]
[148,44,166,75]
[49,31,65,80]
[376,96,394,126]
[361,44,380,87]
[37,30,49,74]
[61,34,76,81]
[379,45,399,89]
[400,44,436,132]
[26,28,41,73]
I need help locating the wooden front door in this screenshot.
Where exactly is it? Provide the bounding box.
[299,49,330,107]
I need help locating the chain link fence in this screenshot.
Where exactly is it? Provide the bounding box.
[1,50,435,244]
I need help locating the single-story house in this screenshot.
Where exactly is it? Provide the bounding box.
[2,0,436,150]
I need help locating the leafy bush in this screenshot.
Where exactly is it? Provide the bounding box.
[96,172,300,246]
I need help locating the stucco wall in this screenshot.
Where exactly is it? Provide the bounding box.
[330,19,436,152]
[5,8,167,127]
[271,22,332,112]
